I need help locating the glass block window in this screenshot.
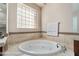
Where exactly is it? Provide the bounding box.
[17,3,38,28]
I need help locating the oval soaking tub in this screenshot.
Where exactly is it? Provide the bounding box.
[19,39,64,56]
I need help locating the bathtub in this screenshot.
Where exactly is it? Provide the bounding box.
[19,39,65,56]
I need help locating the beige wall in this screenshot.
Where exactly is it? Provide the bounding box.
[42,3,73,32]
[41,3,79,53]
[8,3,41,32]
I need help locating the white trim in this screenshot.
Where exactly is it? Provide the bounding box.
[6,3,8,33]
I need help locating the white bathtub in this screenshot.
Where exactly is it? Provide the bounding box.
[19,39,64,56]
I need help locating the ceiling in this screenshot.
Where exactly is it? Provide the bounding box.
[36,3,47,7]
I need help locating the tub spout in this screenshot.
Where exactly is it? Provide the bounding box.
[56,43,59,48]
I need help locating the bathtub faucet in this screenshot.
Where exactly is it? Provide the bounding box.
[56,43,59,48]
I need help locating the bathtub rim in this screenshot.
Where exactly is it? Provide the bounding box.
[18,39,65,56]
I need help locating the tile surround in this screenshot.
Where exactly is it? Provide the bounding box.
[7,33,41,44]
[42,33,78,53]
[7,32,78,56]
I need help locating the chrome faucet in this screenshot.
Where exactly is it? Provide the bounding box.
[56,43,59,48]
